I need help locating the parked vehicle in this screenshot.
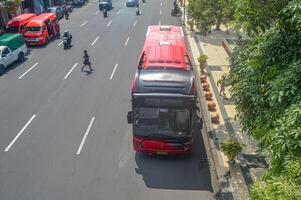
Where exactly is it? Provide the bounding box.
[23,13,60,45]
[72,0,85,7]
[0,34,27,75]
[46,6,64,19]
[99,0,112,11]
[126,0,139,7]
[5,13,37,35]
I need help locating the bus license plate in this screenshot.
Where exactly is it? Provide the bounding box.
[157,151,168,155]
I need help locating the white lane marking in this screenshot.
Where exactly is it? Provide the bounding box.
[133,21,137,27]
[5,114,36,152]
[95,10,100,15]
[18,62,38,79]
[91,36,100,46]
[64,63,78,79]
[161,2,162,6]
[106,20,112,27]
[109,64,118,80]
[160,10,162,15]
[159,20,161,25]
[58,41,63,46]
[124,36,130,46]
[80,20,88,27]
[76,117,95,155]
[117,10,121,15]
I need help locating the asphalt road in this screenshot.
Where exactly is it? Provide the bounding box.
[0,0,216,199]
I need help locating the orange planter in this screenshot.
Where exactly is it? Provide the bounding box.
[207,101,216,111]
[200,74,207,82]
[202,82,210,91]
[205,91,213,100]
[211,112,219,124]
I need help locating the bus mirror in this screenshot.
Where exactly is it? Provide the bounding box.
[127,111,133,123]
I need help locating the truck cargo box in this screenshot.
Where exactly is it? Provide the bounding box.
[0,34,25,51]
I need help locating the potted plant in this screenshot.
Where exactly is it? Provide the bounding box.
[198,54,208,74]
[221,138,243,164]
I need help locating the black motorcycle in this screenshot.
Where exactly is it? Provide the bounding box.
[63,31,72,49]
[103,9,108,18]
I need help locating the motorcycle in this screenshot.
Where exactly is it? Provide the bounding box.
[142,0,145,3]
[103,9,108,18]
[63,31,72,49]
[136,7,140,15]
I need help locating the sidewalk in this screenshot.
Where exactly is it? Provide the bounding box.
[180,10,268,200]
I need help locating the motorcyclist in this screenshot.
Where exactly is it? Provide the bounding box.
[63,31,72,48]
[136,4,140,15]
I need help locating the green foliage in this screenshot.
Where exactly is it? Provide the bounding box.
[220,138,243,162]
[230,0,291,36]
[227,1,301,199]
[188,0,232,32]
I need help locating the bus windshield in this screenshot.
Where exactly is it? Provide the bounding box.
[133,107,191,138]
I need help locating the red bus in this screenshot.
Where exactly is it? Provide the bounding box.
[127,26,201,155]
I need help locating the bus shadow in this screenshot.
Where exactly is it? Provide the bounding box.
[134,130,213,191]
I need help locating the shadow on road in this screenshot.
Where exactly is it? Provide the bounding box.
[134,129,213,191]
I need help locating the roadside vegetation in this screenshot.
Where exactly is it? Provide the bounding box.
[188,0,301,199]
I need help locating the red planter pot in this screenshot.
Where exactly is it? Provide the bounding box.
[200,74,207,82]
[205,91,213,100]
[211,112,219,124]
[202,82,210,91]
[207,100,216,111]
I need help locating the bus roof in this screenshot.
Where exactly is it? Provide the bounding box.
[133,69,195,95]
[26,13,56,27]
[141,25,191,71]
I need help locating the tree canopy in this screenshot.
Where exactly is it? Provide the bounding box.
[226,0,301,199]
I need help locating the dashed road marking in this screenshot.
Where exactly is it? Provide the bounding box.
[18,62,38,79]
[58,41,63,46]
[5,114,36,152]
[109,63,118,80]
[107,20,112,27]
[76,117,95,155]
[124,36,130,46]
[159,20,161,25]
[133,21,137,27]
[80,20,88,27]
[64,63,78,79]
[117,10,121,15]
[95,10,100,15]
[160,10,162,15]
[91,36,100,46]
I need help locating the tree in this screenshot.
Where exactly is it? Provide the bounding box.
[230,0,292,36]
[188,0,233,32]
[227,0,301,198]
[0,0,21,16]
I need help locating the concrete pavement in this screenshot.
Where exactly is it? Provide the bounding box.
[0,0,216,199]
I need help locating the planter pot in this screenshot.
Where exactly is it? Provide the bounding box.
[205,91,212,100]
[200,74,207,82]
[202,82,210,91]
[210,112,219,124]
[207,101,216,110]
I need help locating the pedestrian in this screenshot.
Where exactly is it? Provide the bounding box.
[217,74,227,97]
[63,6,69,20]
[82,50,93,72]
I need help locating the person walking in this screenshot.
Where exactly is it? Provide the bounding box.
[217,74,227,97]
[82,50,93,72]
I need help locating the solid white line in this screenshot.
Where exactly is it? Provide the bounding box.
[5,114,36,152]
[58,41,63,46]
[91,36,100,46]
[64,63,78,79]
[133,21,137,27]
[95,10,100,15]
[160,10,162,15]
[18,62,38,79]
[106,20,112,27]
[117,10,121,15]
[76,117,95,155]
[109,64,118,80]
[159,20,161,25]
[80,20,88,27]
[124,36,130,46]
